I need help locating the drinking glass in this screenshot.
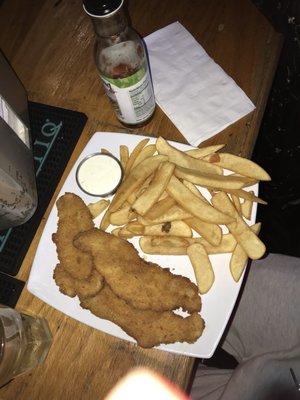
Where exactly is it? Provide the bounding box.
[0,305,52,387]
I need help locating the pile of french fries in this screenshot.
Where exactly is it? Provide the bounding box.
[88,137,270,295]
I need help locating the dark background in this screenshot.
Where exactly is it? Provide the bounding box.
[251,0,300,258]
[205,0,300,369]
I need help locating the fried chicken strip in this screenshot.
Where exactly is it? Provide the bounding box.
[53,264,104,299]
[52,193,94,280]
[74,228,201,313]
[81,285,205,348]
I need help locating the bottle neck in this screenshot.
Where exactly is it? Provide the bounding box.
[91,7,127,38]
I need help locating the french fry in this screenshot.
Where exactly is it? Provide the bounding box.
[110,203,136,226]
[100,207,111,231]
[144,195,176,220]
[212,192,266,259]
[101,148,113,156]
[120,145,129,170]
[182,179,203,197]
[109,155,168,213]
[187,243,215,294]
[186,144,226,158]
[204,152,271,181]
[166,176,234,224]
[127,220,193,237]
[175,166,254,190]
[158,191,169,201]
[181,182,223,247]
[118,226,135,239]
[131,162,175,215]
[241,193,254,220]
[156,136,223,175]
[184,217,222,247]
[88,199,110,219]
[230,223,261,281]
[145,221,192,237]
[139,232,237,256]
[139,205,192,225]
[139,236,188,255]
[231,194,242,214]
[125,222,144,235]
[126,174,154,205]
[151,236,190,247]
[131,144,157,169]
[225,189,267,205]
[111,227,122,237]
[193,233,237,255]
[124,138,149,175]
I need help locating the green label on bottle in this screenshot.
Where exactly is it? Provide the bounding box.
[102,66,146,88]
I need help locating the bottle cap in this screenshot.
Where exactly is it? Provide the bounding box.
[83,0,123,18]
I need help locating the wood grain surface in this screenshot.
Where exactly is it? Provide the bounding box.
[0,0,282,399]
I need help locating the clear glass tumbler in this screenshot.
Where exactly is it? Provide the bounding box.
[0,305,52,387]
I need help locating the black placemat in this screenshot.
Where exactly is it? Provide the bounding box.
[0,273,25,308]
[0,102,87,276]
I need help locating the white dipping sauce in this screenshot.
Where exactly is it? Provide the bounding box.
[77,153,122,196]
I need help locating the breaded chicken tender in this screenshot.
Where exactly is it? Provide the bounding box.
[81,285,205,348]
[52,193,94,280]
[74,228,201,313]
[53,264,104,299]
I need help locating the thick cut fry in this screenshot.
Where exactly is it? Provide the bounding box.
[184,217,222,246]
[119,145,129,170]
[110,204,135,226]
[131,144,157,169]
[151,236,190,247]
[145,221,192,237]
[186,144,226,158]
[126,174,154,205]
[88,199,110,219]
[231,194,242,214]
[124,222,144,235]
[175,166,254,190]
[166,176,234,225]
[212,192,265,260]
[118,226,135,239]
[139,205,192,225]
[111,227,122,237]
[140,232,238,256]
[127,220,193,237]
[101,148,113,156]
[182,180,203,198]
[124,138,149,175]
[230,223,261,282]
[139,236,188,255]
[241,194,254,220]
[131,162,175,216]
[205,152,271,181]
[109,155,168,213]
[156,136,223,175]
[225,189,267,205]
[187,243,215,294]
[144,196,176,220]
[158,191,169,201]
[193,233,237,255]
[99,207,111,231]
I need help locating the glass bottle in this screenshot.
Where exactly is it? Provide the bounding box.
[83,0,156,127]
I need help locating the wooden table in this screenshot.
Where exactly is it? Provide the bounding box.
[0,1,282,399]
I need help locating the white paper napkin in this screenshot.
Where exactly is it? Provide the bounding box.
[145,22,255,146]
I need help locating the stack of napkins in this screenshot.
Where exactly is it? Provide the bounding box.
[145,22,255,146]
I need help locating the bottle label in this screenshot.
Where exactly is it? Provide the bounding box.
[101,67,155,124]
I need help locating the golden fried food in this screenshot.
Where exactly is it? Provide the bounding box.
[81,285,205,348]
[74,228,201,313]
[53,264,104,299]
[52,193,94,279]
